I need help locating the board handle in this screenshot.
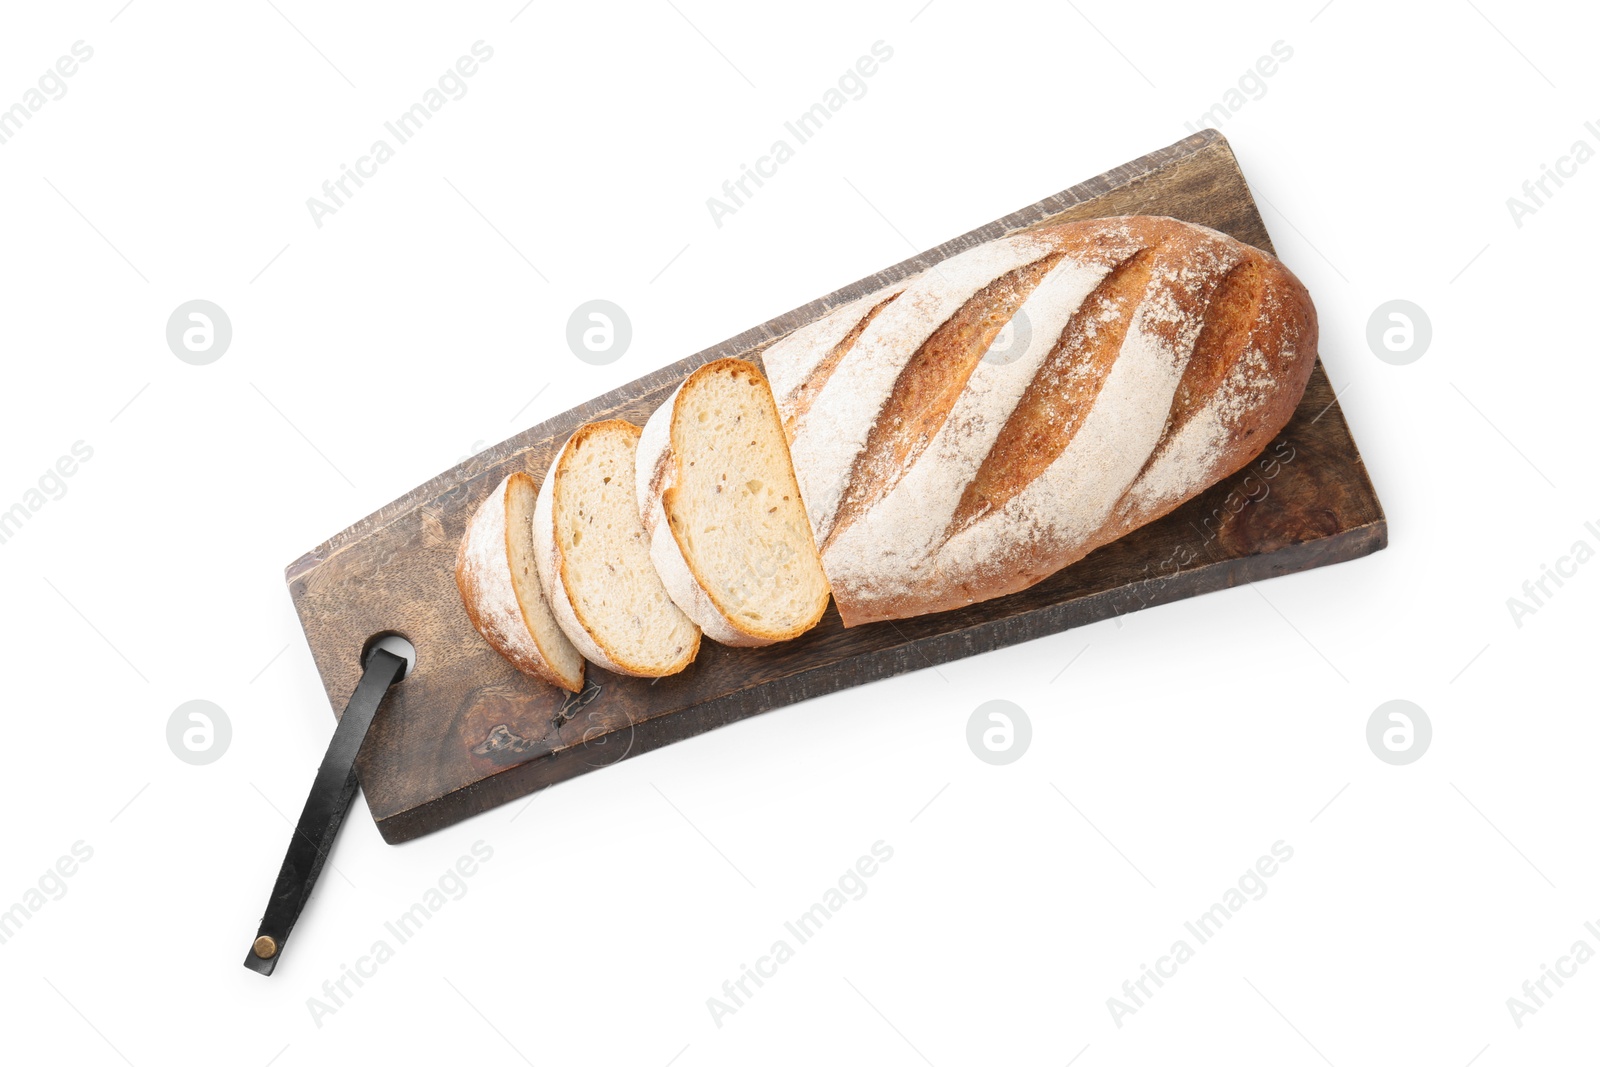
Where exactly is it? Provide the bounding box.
[243,641,410,976]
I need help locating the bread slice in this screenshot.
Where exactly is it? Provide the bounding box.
[533,419,701,676]
[636,358,830,646]
[455,472,585,692]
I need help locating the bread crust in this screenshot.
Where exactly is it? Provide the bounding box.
[764,215,1319,626]
[455,472,584,692]
[534,419,702,677]
[637,358,828,646]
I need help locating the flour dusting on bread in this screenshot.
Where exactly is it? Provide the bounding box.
[765,215,1318,626]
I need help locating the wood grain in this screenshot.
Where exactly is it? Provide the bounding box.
[286,129,1386,844]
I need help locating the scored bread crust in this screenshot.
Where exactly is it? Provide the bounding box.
[763,215,1319,626]
[533,419,702,677]
[455,472,584,692]
[637,358,829,647]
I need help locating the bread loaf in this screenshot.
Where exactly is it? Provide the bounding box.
[455,472,585,692]
[636,358,830,646]
[533,419,702,677]
[762,215,1317,626]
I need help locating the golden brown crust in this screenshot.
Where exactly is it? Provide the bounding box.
[779,292,902,437]
[952,245,1158,532]
[910,247,1316,620]
[771,215,1320,626]
[823,254,1067,553]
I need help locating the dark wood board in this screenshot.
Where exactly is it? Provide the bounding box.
[286,129,1386,844]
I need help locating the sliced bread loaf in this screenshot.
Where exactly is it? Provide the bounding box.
[456,472,585,692]
[763,215,1318,625]
[637,359,830,646]
[533,419,701,676]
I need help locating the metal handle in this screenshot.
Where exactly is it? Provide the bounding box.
[243,647,407,976]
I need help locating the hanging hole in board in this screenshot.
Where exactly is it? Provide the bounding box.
[362,632,417,680]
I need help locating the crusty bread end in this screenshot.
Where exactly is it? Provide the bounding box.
[456,472,585,692]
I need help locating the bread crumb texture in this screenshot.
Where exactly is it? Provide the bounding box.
[662,359,830,642]
[555,422,700,671]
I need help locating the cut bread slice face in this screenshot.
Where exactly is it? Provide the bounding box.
[637,358,831,646]
[456,472,585,692]
[533,419,701,677]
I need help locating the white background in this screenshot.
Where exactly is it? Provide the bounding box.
[0,1,1594,1064]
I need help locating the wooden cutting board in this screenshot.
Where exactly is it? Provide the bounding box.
[286,129,1386,844]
